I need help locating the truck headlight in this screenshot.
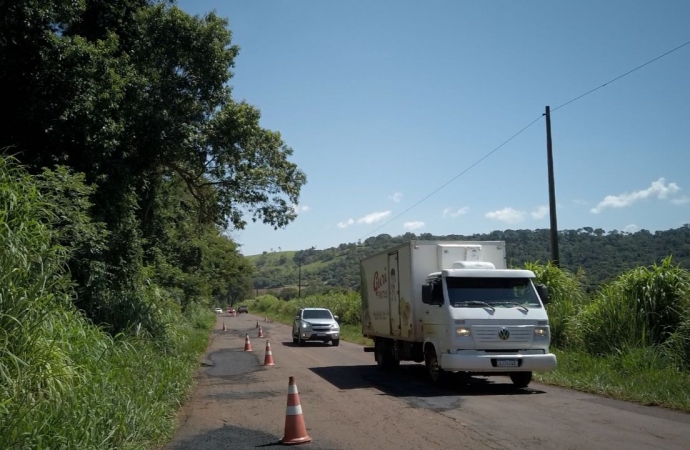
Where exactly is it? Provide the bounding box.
[534,327,548,337]
[301,322,310,329]
[456,327,471,337]
[330,323,339,329]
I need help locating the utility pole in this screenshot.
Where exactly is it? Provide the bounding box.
[298,259,302,299]
[545,106,560,267]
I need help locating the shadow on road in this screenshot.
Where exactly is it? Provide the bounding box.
[309,363,546,399]
[164,425,337,450]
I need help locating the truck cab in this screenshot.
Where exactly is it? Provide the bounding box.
[420,262,556,386]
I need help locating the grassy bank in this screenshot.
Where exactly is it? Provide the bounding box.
[535,349,690,412]
[0,158,217,449]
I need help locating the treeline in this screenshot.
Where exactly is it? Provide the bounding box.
[1,1,304,447]
[251,226,690,293]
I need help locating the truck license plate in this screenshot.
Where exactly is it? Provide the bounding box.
[496,359,518,367]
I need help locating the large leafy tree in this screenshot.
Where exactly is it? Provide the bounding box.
[1,0,304,320]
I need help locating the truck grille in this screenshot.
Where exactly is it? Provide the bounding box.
[311,326,332,332]
[472,325,533,347]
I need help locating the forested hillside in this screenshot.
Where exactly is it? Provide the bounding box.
[249,225,690,294]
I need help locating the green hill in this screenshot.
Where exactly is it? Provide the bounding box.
[247,225,690,294]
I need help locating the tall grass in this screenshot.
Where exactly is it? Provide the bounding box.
[0,158,215,449]
[524,261,589,348]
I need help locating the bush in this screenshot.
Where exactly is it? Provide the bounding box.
[524,261,588,348]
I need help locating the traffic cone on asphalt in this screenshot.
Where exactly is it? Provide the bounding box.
[222,322,227,332]
[256,320,259,329]
[264,316,268,322]
[244,334,252,352]
[280,376,311,445]
[263,340,275,366]
[233,311,237,317]
[258,326,264,338]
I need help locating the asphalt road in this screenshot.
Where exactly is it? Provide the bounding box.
[163,313,690,450]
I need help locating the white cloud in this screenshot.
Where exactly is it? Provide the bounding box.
[624,224,638,233]
[337,218,354,229]
[403,221,425,230]
[671,196,690,205]
[357,210,392,224]
[591,178,682,213]
[573,199,588,206]
[485,207,526,224]
[388,192,403,203]
[292,204,310,214]
[531,205,549,219]
[442,206,469,218]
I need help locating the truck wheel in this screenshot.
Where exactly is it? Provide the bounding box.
[425,351,447,385]
[509,372,532,388]
[375,339,399,370]
[332,339,340,347]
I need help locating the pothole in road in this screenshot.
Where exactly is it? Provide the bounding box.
[206,349,259,378]
[404,396,464,412]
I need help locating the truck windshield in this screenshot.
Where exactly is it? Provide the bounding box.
[302,310,333,319]
[445,277,542,308]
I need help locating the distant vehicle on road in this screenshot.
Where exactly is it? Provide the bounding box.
[237,305,249,314]
[292,307,340,346]
[227,307,236,314]
[214,307,223,314]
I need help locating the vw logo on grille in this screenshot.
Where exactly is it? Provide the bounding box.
[498,327,510,340]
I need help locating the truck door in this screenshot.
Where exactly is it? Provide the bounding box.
[388,252,401,336]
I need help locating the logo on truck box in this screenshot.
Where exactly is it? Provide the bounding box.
[373,270,388,299]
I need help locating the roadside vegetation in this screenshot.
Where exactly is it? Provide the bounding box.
[246,258,690,412]
[1,1,304,448]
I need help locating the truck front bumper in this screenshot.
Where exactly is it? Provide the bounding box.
[441,352,557,373]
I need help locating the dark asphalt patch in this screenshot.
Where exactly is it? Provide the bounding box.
[167,425,338,450]
[206,349,259,378]
[207,390,281,401]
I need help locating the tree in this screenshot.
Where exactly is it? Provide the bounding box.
[0,0,306,325]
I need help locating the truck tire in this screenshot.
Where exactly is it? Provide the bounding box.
[425,349,447,385]
[375,339,399,370]
[332,339,340,347]
[509,371,532,388]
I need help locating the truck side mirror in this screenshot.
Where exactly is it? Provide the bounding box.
[536,284,550,305]
[334,315,339,322]
[422,285,432,304]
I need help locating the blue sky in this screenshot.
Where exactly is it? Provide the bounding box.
[177,0,690,256]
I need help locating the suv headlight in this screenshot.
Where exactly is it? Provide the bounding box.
[456,327,471,337]
[534,326,548,337]
[330,323,339,329]
[301,322,310,329]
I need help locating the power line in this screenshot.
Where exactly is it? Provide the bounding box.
[357,39,690,240]
[552,39,690,112]
[358,114,544,240]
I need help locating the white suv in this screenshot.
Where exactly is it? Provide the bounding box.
[292,308,340,346]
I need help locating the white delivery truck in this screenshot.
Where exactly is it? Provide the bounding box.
[361,240,557,387]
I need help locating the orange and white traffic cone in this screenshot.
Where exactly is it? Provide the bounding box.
[244,334,252,352]
[258,326,264,338]
[263,340,275,366]
[264,316,268,322]
[222,322,227,332]
[280,376,311,445]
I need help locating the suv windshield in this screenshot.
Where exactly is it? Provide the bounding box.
[446,277,542,308]
[302,309,333,320]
